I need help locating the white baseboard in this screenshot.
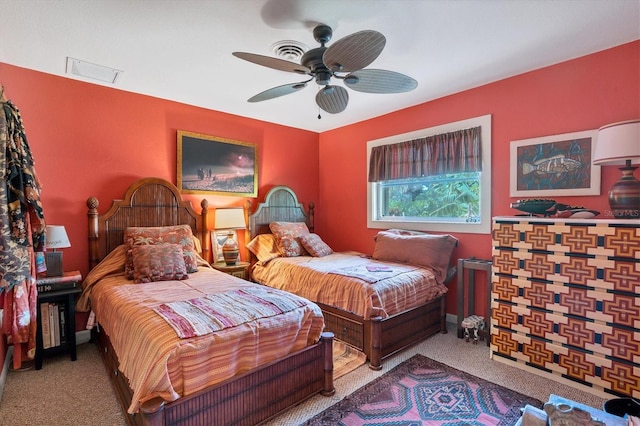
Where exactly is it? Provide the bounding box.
[446,313,457,325]
[76,330,91,345]
[0,346,14,403]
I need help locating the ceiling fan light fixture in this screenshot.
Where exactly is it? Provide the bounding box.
[315,70,331,86]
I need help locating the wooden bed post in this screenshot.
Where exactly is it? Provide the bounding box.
[140,398,165,426]
[308,202,315,233]
[87,196,100,269]
[244,199,251,262]
[321,332,336,396]
[200,199,210,262]
[368,317,383,370]
[440,296,448,334]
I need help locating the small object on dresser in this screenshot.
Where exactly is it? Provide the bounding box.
[510,199,556,216]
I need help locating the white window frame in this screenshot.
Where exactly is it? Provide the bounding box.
[367,114,492,234]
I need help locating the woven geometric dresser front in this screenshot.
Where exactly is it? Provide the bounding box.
[491,217,639,399]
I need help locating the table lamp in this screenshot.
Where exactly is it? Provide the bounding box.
[45,225,71,276]
[593,119,640,219]
[214,208,246,265]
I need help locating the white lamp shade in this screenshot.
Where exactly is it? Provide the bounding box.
[214,208,246,230]
[45,225,71,249]
[593,119,640,166]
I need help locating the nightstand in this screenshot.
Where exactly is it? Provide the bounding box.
[212,261,250,280]
[35,271,82,370]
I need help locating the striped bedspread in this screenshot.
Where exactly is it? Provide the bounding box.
[155,287,307,338]
[252,251,447,319]
[79,246,324,414]
[328,264,419,283]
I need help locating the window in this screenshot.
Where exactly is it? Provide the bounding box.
[367,115,492,234]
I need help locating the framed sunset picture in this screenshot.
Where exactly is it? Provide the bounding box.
[177,131,257,197]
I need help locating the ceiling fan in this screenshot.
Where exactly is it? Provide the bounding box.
[232,24,418,116]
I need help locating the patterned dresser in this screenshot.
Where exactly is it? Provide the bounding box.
[491,216,640,399]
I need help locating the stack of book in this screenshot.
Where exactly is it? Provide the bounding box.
[36,271,81,293]
[40,302,67,349]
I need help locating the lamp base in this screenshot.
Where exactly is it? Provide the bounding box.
[45,252,64,277]
[609,165,640,219]
[222,233,239,265]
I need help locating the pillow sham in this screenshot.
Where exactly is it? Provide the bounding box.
[124,225,198,279]
[132,244,188,283]
[372,230,458,284]
[299,233,333,257]
[247,233,280,263]
[269,221,310,257]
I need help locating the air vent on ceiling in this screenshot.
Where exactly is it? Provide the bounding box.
[271,40,308,62]
[66,57,123,84]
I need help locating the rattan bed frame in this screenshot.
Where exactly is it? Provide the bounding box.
[86,177,334,426]
[248,185,447,370]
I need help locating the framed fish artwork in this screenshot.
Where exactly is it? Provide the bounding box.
[510,129,600,197]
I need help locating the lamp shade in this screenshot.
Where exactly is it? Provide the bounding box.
[593,119,640,219]
[214,208,246,229]
[45,225,71,249]
[593,119,640,166]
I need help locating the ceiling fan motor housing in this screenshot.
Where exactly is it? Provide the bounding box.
[301,47,331,85]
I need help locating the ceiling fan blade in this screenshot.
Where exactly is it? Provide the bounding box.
[315,85,348,113]
[344,69,418,93]
[247,81,308,102]
[323,30,385,73]
[233,52,310,74]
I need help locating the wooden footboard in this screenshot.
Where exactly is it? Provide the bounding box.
[319,295,446,370]
[94,326,334,426]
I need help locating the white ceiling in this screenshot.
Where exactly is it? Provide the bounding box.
[1,0,638,133]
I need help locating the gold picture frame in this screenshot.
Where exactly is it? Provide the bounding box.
[177,131,257,196]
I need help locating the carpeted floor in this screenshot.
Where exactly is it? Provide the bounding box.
[332,339,367,380]
[303,353,542,425]
[0,322,609,425]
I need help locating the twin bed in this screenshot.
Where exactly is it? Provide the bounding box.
[81,177,456,425]
[247,185,457,370]
[81,178,334,426]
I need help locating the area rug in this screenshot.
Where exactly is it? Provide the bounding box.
[333,339,367,380]
[304,354,542,425]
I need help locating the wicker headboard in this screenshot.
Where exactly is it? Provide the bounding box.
[86,177,209,269]
[248,186,314,239]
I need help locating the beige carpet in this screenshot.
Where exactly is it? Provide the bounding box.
[0,323,609,426]
[332,339,367,380]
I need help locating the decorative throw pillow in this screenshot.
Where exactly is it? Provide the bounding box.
[132,244,188,283]
[247,233,280,263]
[124,225,198,279]
[372,231,458,284]
[269,221,310,257]
[299,233,333,257]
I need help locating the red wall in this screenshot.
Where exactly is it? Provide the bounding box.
[317,40,640,315]
[0,40,638,320]
[0,63,319,274]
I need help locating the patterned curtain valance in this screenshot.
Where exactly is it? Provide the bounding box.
[368,126,483,182]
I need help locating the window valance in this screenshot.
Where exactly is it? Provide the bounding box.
[368,126,483,182]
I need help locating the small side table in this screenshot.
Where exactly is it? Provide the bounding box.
[456,258,492,346]
[212,261,250,280]
[35,272,82,370]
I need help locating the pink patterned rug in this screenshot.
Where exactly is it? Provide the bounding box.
[304,354,542,425]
